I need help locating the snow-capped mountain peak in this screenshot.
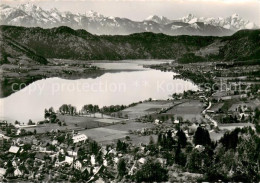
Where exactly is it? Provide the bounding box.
[18,3,40,12]
[179,13,258,31]
[180,13,196,23]
[86,10,104,18]
[145,15,171,24]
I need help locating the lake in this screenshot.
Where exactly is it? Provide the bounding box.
[0,60,199,123]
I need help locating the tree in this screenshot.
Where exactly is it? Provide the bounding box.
[116,140,128,153]
[193,127,211,146]
[219,128,239,150]
[117,158,127,178]
[149,136,155,145]
[134,160,168,182]
[28,119,34,125]
[176,129,187,148]
[171,115,175,123]
[175,143,186,166]
[90,141,99,155]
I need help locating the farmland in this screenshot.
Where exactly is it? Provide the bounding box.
[80,121,156,144]
[120,100,174,119]
[165,100,206,122]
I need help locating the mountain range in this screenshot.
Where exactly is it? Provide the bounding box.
[0,3,258,36]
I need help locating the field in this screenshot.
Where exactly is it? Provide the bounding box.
[23,114,125,134]
[218,123,255,131]
[23,123,82,134]
[57,114,124,129]
[165,100,206,122]
[80,121,156,144]
[209,103,224,113]
[121,100,173,119]
[80,127,128,144]
[128,134,158,145]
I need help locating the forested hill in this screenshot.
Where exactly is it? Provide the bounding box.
[0,25,259,63]
[0,33,48,65]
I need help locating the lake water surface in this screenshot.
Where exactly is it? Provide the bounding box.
[0,60,199,123]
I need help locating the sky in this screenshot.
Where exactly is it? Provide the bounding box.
[1,0,260,24]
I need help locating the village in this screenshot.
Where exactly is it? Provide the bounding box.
[0,60,259,182]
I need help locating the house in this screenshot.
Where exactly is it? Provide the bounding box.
[12,160,18,168]
[35,152,45,163]
[0,168,6,177]
[154,119,161,125]
[0,133,9,140]
[108,149,117,156]
[16,129,21,136]
[195,145,205,152]
[239,112,249,120]
[39,146,47,152]
[14,168,22,177]
[68,147,79,157]
[91,155,96,165]
[74,160,82,170]
[54,159,61,167]
[174,120,180,124]
[72,134,88,143]
[114,157,119,164]
[32,139,39,145]
[103,159,108,167]
[65,156,74,165]
[138,157,146,164]
[95,177,106,183]
[52,140,58,146]
[59,143,68,149]
[101,147,108,157]
[9,146,20,154]
[157,158,167,166]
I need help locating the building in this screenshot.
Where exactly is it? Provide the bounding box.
[0,168,6,178]
[138,157,146,164]
[9,146,20,154]
[14,168,22,177]
[74,160,82,170]
[91,155,96,165]
[65,156,74,165]
[68,147,79,157]
[174,120,180,124]
[72,134,88,143]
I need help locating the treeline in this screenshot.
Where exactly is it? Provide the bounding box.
[46,104,129,117]
[131,126,260,182]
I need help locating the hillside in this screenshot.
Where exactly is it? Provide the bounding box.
[179,29,260,63]
[219,29,260,61]
[0,25,259,63]
[0,25,219,61]
[0,34,48,65]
